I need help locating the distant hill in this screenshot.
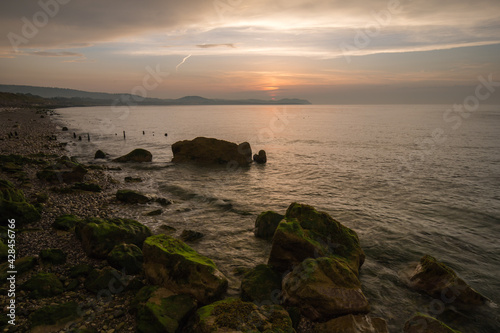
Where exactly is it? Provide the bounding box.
[0,84,311,106]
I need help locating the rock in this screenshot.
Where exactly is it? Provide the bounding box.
[40,248,67,265]
[240,264,282,303]
[125,176,143,183]
[282,257,370,321]
[68,263,93,278]
[0,239,7,259]
[35,192,49,203]
[407,255,487,305]
[253,149,267,164]
[94,149,107,159]
[78,217,152,258]
[0,256,37,282]
[314,314,389,333]
[0,179,41,226]
[191,298,294,333]
[136,287,197,333]
[36,161,87,184]
[404,313,463,333]
[159,224,176,233]
[22,272,64,298]
[29,302,79,330]
[254,211,284,239]
[155,197,173,206]
[52,214,81,231]
[269,203,365,275]
[142,234,228,304]
[145,209,163,216]
[72,182,102,192]
[113,148,152,163]
[85,267,125,293]
[62,126,69,131]
[107,243,144,275]
[116,189,150,204]
[180,229,204,242]
[171,137,252,167]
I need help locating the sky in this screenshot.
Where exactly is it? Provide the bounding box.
[1,0,500,104]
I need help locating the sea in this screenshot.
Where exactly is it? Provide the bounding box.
[53,104,500,332]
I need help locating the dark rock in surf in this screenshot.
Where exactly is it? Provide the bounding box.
[180,229,204,242]
[314,314,389,333]
[116,189,150,204]
[171,137,252,167]
[62,126,68,131]
[113,148,152,163]
[253,149,267,164]
[94,149,107,159]
[404,313,463,333]
[254,211,284,239]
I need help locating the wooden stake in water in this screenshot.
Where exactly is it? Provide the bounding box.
[123,131,126,140]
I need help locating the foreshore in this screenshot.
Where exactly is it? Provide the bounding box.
[0,108,137,332]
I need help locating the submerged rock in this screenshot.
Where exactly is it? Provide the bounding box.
[171,137,252,167]
[282,257,370,321]
[253,149,267,164]
[404,313,463,333]
[407,255,487,305]
[314,314,389,333]
[107,243,144,275]
[0,179,41,226]
[240,264,282,303]
[113,148,152,163]
[116,189,150,204]
[191,298,294,333]
[94,149,107,159]
[180,229,204,242]
[254,211,284,239]
[142,234,228,304]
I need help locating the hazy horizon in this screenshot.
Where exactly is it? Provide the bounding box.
[1,0,500,104]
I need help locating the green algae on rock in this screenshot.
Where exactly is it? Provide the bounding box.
[142,234,228,304]
[107,243,144,275]
[254,210,284,239]
[0,179,41,226]
[240,264,282,303]
[22,272,64,299]
[52,214,81,231]
[39,248,67,265]
[29,302,79,330]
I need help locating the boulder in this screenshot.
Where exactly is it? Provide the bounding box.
[404,313,463,333]
[29,302,79,330]
[71,182,102,192]
[22,272,64,299]
[125,176,143,183]
[107,243,144,275]
[113,148,152,163]
[78,218,152,258]
[408,255,486,305]
[62,126,69,131]
[0,179,41,226]
[282,257,370,321]
[0,256,37,283]
[36,157,87,183]
[142,234,228,304]
[171,137,252,167]
[314,314,389,333]
[145,209,163,216]
[84,266,125,293]
[191,298,294,333]
[135,287,197,333]
[240,264,282,303]
[68,263,93,278]
[253,150,267,164]
[52,214,81,231]
[180,229,204,242]
[116,189,150,204]
[94,149,107,159]
[254,211,284,239]
[39,248,67,265]
[269,203,365,274]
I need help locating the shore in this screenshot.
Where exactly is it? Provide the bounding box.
[0,108,137,332]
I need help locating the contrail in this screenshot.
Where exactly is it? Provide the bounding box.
[176,54,192,72]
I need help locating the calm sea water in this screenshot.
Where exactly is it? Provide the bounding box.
[54,105,500,332]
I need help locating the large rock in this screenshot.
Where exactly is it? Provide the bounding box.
[116,189,150,204]
[135,287,197,333]
[142,234,228,304]
[107,243,144,275]
[253,150,267,164]
[36,158,87,183]
[84,266,125,293]
[22,272,64,299]
[171,137,252,167]
[29,302,79,331]
[241,264,282,303]
[269,203,364,274]
[0,179,41,226]
[282,257,370,321]
[113,148,152,163]
[191,298,294,333]
[404,313,463,333]
[52,214,81,231]
[94,149,107,159]
[78,218,152,258]
[39,248,67,265]
[314,314,388,333]
[254,211,284,239]
[408,255,486,305]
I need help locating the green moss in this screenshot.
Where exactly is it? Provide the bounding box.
[241,264,282,303]
[419,255,457,278]
[255,211,284,239]
[68,263,93,278]
[53,214,81,231]
[107,243,143,274]
[132,286,159,309]
[84,267,123,293]
[29,302,79,328]
[40,248,67,265]
[22,272,63,298]
[0,179,41,226]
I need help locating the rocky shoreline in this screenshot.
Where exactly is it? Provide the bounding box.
[0,108,488,333]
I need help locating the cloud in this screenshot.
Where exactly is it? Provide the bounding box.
[196,43,236,49]
[28,51,84,57]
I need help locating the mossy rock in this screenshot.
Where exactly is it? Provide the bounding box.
[52,214,81,231]
[136,288,197,333]
[78,217,152,258]
[254,211,284,239]
[84,266,125,294]
[116,189,150,204]
[107,243,144,275]
[22,272,64,299]
[1,256,37,283]
[29,302,79,330]
[282,257,369,321]
[113,148,153,163]
[40,248,67,265]
[0,179,41,226]
[71,182,102,192]
[68,263,93,278]
[36,164,87,184]
[404,313,462,333]
[193,297,294,332]
[0,239,7,259]
[241,264,282,303]
[143,234,228,304]
[408,255,487,305]
[314,314,389,333]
